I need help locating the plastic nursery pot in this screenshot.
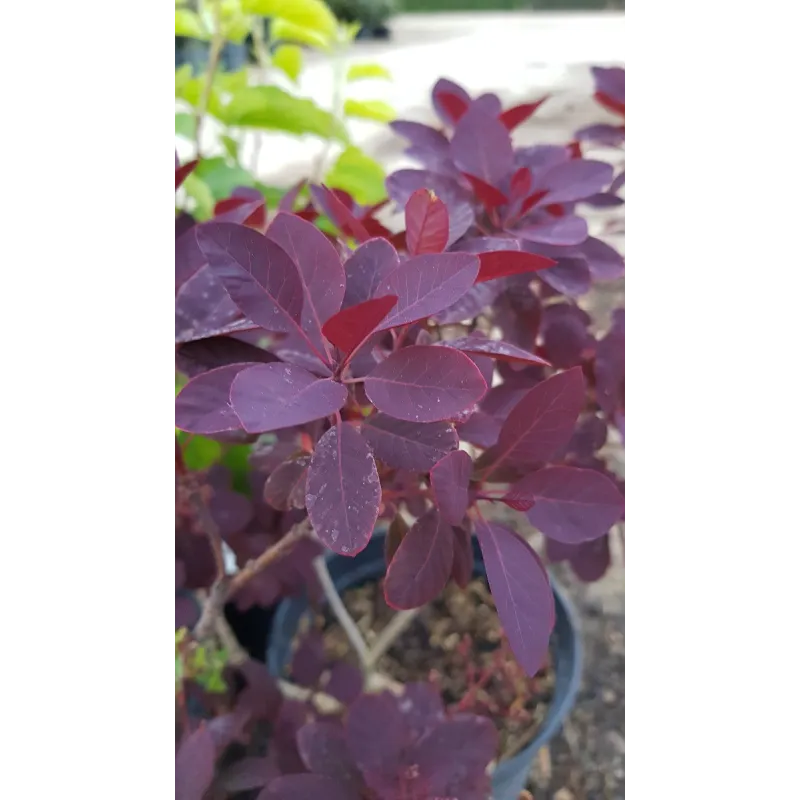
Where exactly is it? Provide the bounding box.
[266,528,583,800]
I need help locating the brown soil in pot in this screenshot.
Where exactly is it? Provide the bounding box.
[296,577,556,761]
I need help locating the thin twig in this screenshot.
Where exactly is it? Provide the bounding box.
[193,0,224,158]
[312,555,370,669]
[365,608,422,670]
[188,486,226,581]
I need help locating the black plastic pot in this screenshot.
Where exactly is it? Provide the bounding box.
[267,530,583,800]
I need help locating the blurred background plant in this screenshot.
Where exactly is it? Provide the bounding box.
[175,0,396,219]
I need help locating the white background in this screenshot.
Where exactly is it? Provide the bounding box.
[1,1,798,797]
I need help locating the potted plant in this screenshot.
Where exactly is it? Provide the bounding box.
[176,132,624,794]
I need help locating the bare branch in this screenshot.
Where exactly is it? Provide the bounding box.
[365,608,422,670]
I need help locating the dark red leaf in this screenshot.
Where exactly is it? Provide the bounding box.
[499,96,549,130]
[510,466,625,543]
[435,90,469,124]
[385,508,454,609]
[175,362,258,434]
[451,107,513,188]
[306,423,381,555]
[476,250,556,283]
[265,212,347,357]
[176,724,215,800]
[176,337,277,378]
[567,140,583,159]
[264,456,311,510]
[385,514,409,567]
[520,189,550,215]
[343,238,401,308]
[214,194,266,230]
[176,158,198,190]
[360,414,458,470]
[430,450,472,525]
[509,167,533,199]
[375,253,480,330]
[297,722,364,791]
[196,222,305,335]
[229,363,347,434]
[260,774,359,800]
[322,295,398,356]
[440,336,550,367]
[451,526,474,588]
[487,367,586,472]
[462,173,509,210]
[364,346,487,423]
[405,189,449,255]
[595,90,625,116]
[475,520,555,676]
[309,184,370,242]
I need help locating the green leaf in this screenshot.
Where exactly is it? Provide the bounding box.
[215,69,249,94]
[222,86,348,142]
[325,146,387,205]
[175,112,196,140]
[175,64,193,93]
[269,17,330,49]
[176,74,225,119]
[181,173,215,220]
[220,134,239,161]
[346,62,392,82]
[193,157,255,200]
[176,9,209,40]
[343,98,396,123]
[222,444,252,494]
[242,0,337,39]
[272,44,303,83]
[183,436,223,470]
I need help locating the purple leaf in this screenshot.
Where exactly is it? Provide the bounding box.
[399,683,446,739]
[488,367,586,472]
[430,450,472,525]
[175,363,258,434]
[475,520,555,676]
[578,236,625,281]
[547,535,611,582]
[261,775,359,800]
[516,216,589,246]
[565,414,608,462]
[447,199,476,246]
[511,466,624,543]
[263,456,310,511]
[342,238,401,308]
[375,253,480,329]
[456,410,501,449]
[610,169,626,194]
[306,423,381,555]
[432,78,471,121]
[537,256,593,297]
[539,160,614,204]
[592,65,625,106]
[229,363,347,434]
[471,92,502,116]
[411,715,499,796]
[290,632,326,686]
[405,189,449,255]
[385,508,454,609]
[360,414,458,470]
[364,346,487,423]
[515,144,570,173]
[439,336,550,367]
[237,659,283,721]
[265,211,347,357]
[218,757,277,792]
[575,122,625,145]
[174,316,260,346]
[175,725,216,800]
[309,184,370,242]
[432,280,504,325]
[196,222,305,336]
[278,180,306,211]
[176,225,206,289]
[346,692,408,785]
[322,295,398,356]
[297,722,363,791]
[390,119,451,155]
[451,526,474,588]
[176,337,277,378]
[175,264,241,343]
[326,662,364,705]
[541,303,592,368]
[451,107,513,188]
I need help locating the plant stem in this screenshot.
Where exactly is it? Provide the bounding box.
[249,19,271,176]
[188,486,227,581]
[312,555,370,669]
[314,37,346,183]
[365,608,421,670]
[194,0,224,158]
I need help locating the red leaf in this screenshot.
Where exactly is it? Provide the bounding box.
[363,346,487,423]
[487,367,586,472]
[567,140,583,159]
[435,90,469,124]
[475,519,555,676]
[430,450,472,525]
[405,189,449,255]
[322,295,398,356]
[476,250,556,283]
[520,189,549,214]
[510,167,533,199]
[385,508,454,609]
[176,724,216,800]
[595,90,625,117]
[463,173,509,210]
[176,158,198,190]
[512,466,624,543]
[499,96,549,130]
[306,423,381,556]
[214,196,267,230]
[310,184,371,242]
[451,526,474,588]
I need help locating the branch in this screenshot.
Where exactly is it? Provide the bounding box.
[312,555,370,670]
[188,485,226,581]
[365,608,422,670]
[193,0,224,158]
